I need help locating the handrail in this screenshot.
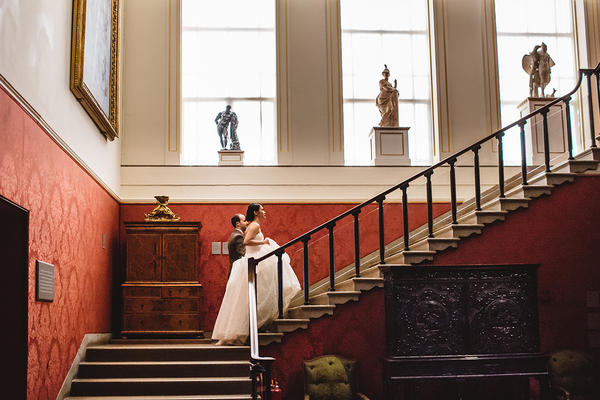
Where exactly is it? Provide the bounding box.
[247,61,600,400]
[248,258,274,400]
[253,66,591,265]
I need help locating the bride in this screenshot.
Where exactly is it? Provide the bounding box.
[212,203,301,345]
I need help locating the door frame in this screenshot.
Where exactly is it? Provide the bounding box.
[1,194,29,398]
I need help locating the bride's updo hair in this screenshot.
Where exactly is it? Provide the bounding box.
[245,203,262,222]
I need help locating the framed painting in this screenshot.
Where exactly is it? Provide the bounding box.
[70,0,120,141]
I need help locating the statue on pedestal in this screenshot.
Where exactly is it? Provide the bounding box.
[376,64,399,127]
[215,105,240,150]
[522,42,556,97]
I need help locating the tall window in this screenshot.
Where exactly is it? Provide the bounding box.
[495,0,580,164]
[341,0,434,165]
[181,1,277,165]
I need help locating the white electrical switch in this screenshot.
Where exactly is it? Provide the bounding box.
[211,242,221,255]
[222,242,229,255]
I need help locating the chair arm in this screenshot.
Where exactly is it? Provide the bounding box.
[356,393,370,400]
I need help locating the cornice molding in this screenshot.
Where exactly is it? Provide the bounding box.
[0,73,121,202]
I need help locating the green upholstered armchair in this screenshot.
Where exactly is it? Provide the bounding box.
[548,349,599,400]
[303,355,369,400]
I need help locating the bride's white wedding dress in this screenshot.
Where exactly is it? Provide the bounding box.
[212,231,301,344]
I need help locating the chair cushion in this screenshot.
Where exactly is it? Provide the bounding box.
[548,349,596,394]
[304,355,354,400]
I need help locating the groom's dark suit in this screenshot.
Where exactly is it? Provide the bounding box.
[227,228,245,275]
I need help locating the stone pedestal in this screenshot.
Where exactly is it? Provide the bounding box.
[218,150,244,166]
[518,97,569,166]
[369,126,411,166]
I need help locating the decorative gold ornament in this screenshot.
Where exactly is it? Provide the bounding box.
[144,196,180,222]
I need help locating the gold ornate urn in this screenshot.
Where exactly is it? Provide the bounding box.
[144,196,180,222]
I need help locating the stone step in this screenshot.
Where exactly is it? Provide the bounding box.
[496,197,531,211]
[109,339,214,345]
[553,159,599,173]
[84,345,249,362]
[577,147,600,161]
[258,332,284,346]
[288,304,335,319]
[387,250,435,265]
[65,396,253,400]
[434,223,484,239]
[69,377,252,397]
[460,210,508,224]
[269,318,310,333]
[311,291,361,305]
[335,277,384,292]
[505,184,553,199]
[531,171,576,186]
[77,361,249,379]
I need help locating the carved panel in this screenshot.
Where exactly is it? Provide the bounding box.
[383,265,539,357]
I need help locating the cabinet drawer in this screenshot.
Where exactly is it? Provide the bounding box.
[123,314,200,331]
[162,286,200,298]
[124,298,199,313]
[123,286,161,298]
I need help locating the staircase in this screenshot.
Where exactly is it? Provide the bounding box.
[256,147,600,346]
[65,340,253,400]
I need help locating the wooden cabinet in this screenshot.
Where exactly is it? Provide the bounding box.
[121,222,202,337]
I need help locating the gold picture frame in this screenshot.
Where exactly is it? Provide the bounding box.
[70,0,120,141]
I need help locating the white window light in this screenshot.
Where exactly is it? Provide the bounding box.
[340,0,434,166]
[181,0,277,165]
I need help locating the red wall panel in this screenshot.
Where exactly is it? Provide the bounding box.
[0,87,119,400]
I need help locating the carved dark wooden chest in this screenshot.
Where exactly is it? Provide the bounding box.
[381,264,549,399]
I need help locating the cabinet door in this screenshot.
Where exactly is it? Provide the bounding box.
[162,233,197,281]
[126,233,161,281]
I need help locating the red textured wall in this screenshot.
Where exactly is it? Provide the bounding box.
[261,176,600,400]
[424,176,600,353]
[119,202,452,331]
[0,87,119,399]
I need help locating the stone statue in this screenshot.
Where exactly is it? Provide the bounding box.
[522,42,556,97]
[376,64,399,127]
[215,105,240,150]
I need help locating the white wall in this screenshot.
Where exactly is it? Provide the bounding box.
[0,0,121,195]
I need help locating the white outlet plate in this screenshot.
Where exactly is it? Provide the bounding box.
[222,242,229,254]
[211,242,221,255]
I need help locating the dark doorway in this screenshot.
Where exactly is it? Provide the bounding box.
[0,195,29,399]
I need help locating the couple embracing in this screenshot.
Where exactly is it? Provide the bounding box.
[213,203,301,345]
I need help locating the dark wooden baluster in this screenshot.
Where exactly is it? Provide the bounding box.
[596,71,600,142]
[328,223,336,291]
[587,72,597,148]
[497,133,505,198]
[540,108,551,172]
[425,172,434,237]
[277,252,283,319]
[564,97,574,160]
[519,121,528,185]
[473,145,481,210]
[302,237,310,305]
[353,210,361,277]
[449,158,457,224]
[401,184,410,250]
[377,197,386,264]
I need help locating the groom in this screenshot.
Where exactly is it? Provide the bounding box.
[227,213,248,276]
